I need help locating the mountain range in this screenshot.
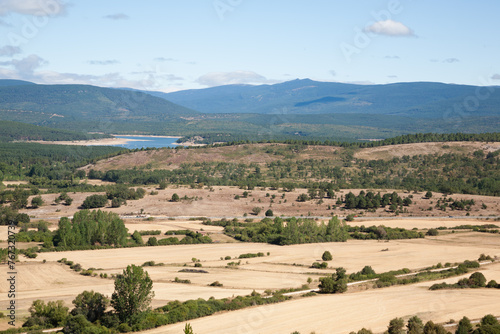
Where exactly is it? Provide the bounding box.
[159,78,500,119]
[0,79,498,141]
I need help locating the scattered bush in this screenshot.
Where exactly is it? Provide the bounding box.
[322,251,333,261]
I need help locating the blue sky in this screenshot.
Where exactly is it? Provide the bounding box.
[0,0,499,92]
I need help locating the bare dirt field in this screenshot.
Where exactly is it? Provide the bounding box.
[19,185,500,219]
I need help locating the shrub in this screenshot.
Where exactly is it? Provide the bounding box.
[209,281,223,287]
[31,196,44,208]
[147,237,158,246]
[322,251,333,261]
[426,228,439,236]
[171,193,180,202]
[311,262,328,269]
[468,272,487,288]
[486,280,498,288]
[251,207,261,215]
[265,209,274,217]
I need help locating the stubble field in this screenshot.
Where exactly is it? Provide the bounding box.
[2,223,500,332]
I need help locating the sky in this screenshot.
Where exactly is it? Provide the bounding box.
[0,0,499,92]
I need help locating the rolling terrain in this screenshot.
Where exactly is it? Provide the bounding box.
[1,79,499,142]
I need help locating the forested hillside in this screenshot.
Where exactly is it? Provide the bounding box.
[0,120,110,142]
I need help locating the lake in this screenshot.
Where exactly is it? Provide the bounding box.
[113,135,182,149]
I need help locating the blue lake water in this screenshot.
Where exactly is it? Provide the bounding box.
[113,136,182,149]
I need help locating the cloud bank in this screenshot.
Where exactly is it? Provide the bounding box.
[196,71,277,86]
[0,0,67,16]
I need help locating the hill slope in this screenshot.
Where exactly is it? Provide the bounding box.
[0,81,199,134]
[161,79,500,118]
[0,120,110,142]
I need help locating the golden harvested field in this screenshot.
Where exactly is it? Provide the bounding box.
[2,229,499,331]
[143,264,500,334]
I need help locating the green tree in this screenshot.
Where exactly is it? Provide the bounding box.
[62,314,94,334]
[356,329,373,334]
[360,266,376,276]
[132,231,143,245]
[171,193,180,202]
[407,316,424,334]
[322,251,333,261]
[387,317,405,334]
[147,237,158,246]
[71,290,109,323]
[319,267,347,294]
[425,191,433,199]
[31,195,44,208]
[265,209,274,217]
[468,272,487,288]
[423,321,447,334]
[455,316,472,334]
[37,220,49,232]
[82,194,108,209]
[111,265,154,323]
[480,314,499,326]
[23,300,69,328]
[158,180,167,190]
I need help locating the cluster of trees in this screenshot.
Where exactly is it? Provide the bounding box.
[319,267,348,293]
[0,120,111,143]
[189,132,500,148]
[205,217,424,245]
[348,314,500,334]
[218,217,349,245]
[0,187,32,209]
[348,225,424,240]
[0,142,124,181]
[343,191,412,211]
[83,144,499,197]
[434,197,476,211]
[106,185,146,207]
[429,272,500,290]
[54,210,129,248]
[0,206,30,226]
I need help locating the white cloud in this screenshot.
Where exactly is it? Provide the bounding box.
[88,59,119,65]
[443,58,459,63]
[0,0,67,16]
[329,70,336,77]
[6,54,47,75]
[103,13,129,20]
[0,55,183,91]
[196,71,277,86]
[154,57,177,62]
[492,74,500,80]
[364,20,414,37]
[0,45,22,56]
[385,55,400,59]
